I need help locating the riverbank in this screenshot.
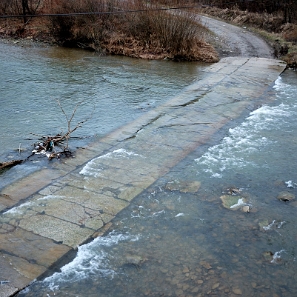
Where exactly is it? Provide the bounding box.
[1,5,297,67]
[0,8,218,63]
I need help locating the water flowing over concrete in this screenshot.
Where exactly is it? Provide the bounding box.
[0,57,286,296]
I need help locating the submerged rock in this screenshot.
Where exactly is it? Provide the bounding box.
[258,220,269,229]
[232,288,243,295]
[277,191,295,202]
[124,254,147,266]
[220,195,247,210]
[165,180,201,193]
[224,186,241,195]
[263,251,274,261]
[241,205,250,213]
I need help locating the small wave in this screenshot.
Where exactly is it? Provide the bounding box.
[285,180,297,188]
[43,232,140,290]
[262,220,286,231]
[195,99,295,177]
[80,149,142,178]
[230,198,246,209]
[4,201,33,215]
[273,76,290,91]
[151,210,165,217]
[79,158,103,178]
[271,249,285,264]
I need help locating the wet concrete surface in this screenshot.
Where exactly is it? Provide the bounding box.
[0,57,286,296]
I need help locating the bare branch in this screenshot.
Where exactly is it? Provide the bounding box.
[53,98,94,149]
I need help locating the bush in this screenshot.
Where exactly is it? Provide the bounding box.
[283,24,297,43]
[49,0,217,61]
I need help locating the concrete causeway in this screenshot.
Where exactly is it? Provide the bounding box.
[0,57,286,296]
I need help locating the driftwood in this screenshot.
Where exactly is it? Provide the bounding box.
[47,149,73,160]
[31,98,93,152]
[0,160,23,170]
[0,98,93,171]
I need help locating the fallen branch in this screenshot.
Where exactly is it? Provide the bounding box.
[0,160,23,170]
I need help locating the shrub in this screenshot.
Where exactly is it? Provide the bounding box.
[48,0,217,61]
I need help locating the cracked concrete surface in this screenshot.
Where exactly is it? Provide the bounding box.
[0,57,286,296]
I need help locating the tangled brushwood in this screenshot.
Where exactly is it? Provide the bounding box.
[49,0,218,61]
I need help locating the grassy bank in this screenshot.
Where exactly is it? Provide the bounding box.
[199,5,297,68]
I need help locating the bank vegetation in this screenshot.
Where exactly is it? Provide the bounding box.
[0,0,218,62]
[0,0,296,65]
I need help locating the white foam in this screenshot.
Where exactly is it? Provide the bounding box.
[230,198,245,209]
[151,210,165,217]
[79,158,103,178]
[277,221,286,229]
[4,201,33,214]
[263,220,276,231]
[285,180,296,188]
[262,220,286,231]
[195,100,295,178]
[273,76,290,91]
[37,195,64,201]
[175,213,185,217]
[80,149,141,177]
[43,232,140,289]
[271,249,285,264]
[97,149,140,160]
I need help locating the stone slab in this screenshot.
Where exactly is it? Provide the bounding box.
[0,169,63,210]
[0,226,71,268]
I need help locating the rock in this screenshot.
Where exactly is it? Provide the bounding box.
[232,288,242,295]
[225,186,241,195]
[277,191,295,202]
[241,205,250,213]
[258,220,269,229]
[212,282,220,289]
[220,195,247,210]
[200,261,212,269]
[251,282,257,288]
[263,251,274,261]
[124,254,147,266]
[165,180,201,193]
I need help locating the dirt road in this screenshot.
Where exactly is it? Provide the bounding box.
[201,15,273,59]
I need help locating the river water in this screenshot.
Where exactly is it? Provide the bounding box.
[1,42,297,296]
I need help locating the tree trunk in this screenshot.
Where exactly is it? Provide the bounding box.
[22,0,27,23]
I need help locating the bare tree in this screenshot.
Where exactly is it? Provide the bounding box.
[20,0,42,24]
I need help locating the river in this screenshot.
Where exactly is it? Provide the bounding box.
[1,42,297,296]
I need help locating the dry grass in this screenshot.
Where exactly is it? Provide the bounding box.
[0,0,219,62]
[46,0,218,61]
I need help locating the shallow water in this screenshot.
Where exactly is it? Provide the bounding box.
[16,66,297,297]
